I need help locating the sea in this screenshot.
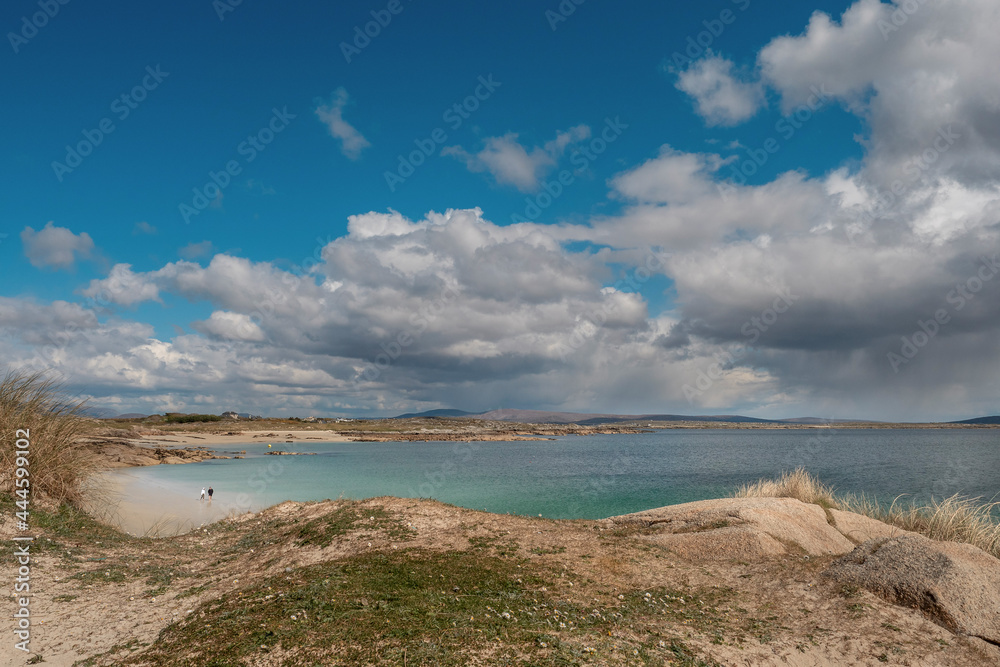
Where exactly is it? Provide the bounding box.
[101,428,999,534]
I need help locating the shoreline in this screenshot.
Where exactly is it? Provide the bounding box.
[83,470,239,536]
[80,420,999,474]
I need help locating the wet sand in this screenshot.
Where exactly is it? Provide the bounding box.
[86,470,246,536]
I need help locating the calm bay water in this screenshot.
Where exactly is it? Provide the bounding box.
[108,429,999,528]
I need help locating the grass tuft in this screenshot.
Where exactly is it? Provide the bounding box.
[842,492,1000,559]
[0,368,97,504]
[734,468,1000,559]
[733,468,839,508]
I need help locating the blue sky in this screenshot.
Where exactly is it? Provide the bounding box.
[2,0,998,420]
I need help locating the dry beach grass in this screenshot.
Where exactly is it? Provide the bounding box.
[735,467,1000,560]
[0,370,97,505]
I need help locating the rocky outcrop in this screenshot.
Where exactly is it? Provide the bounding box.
[85,439,230,467]
[827,508,920,543]
[607,497,856,559]
[825,534,1000,646]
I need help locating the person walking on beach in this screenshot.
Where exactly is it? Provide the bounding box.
[200,487,207,501]
[207,486,214,501]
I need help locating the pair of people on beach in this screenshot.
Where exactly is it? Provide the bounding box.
[199,486,214,501]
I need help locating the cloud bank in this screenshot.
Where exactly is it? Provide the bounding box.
[5,0,1000,421]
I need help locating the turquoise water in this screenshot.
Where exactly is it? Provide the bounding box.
[110,428,999,523]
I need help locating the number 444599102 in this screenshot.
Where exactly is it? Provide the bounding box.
[15,427,30,521]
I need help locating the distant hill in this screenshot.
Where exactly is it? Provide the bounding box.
[393,409,478,419]
[951,415,1000,425]
[776,417,868,424]
[81,407,117,418]
[474,409,777,425]
[114,413,150,419]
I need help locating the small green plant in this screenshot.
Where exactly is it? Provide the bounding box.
[839,584,861,598]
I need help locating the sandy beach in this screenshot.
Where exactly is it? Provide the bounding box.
[134,429,355,448]
[84,470,244,536]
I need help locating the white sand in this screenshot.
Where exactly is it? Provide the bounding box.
[136,429,353,447]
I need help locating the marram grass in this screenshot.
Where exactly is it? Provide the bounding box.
[0,369,95,504]
[735,468,1000,559]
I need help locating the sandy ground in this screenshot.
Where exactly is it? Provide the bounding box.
[2,496,996,667]
[134,429,354,447]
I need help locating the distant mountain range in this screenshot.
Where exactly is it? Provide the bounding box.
[98,409,1000,425]
[393,408,834,425]
[473,409,778,425]
[394,409,1000,425]
[393,409,477,419]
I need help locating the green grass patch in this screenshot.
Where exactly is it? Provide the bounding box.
[163,414,223,424]
[70,564,131,585]
[468,533,521,557]
[292,505,415,548]
[122,548,727,666]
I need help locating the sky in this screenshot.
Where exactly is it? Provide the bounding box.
[1,0,998,421]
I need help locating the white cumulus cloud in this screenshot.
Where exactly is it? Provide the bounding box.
[443,125,591,192]
[20,222,95,270]
[675,54,765,126]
